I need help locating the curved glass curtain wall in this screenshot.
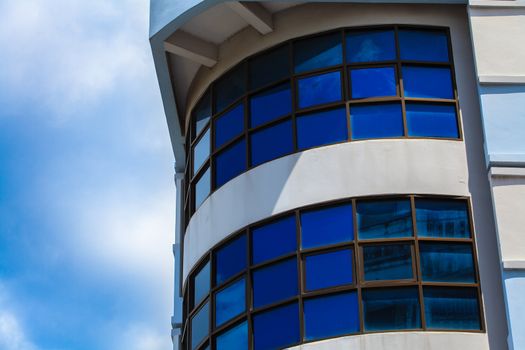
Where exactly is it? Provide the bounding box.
[181,196,483,350]
[184,26,461,224]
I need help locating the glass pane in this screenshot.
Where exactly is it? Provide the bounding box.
[301,203,353,249]
[304,292,359,341]
[294,32,342,73]
[363,244,413,281]
[419,243,476,283]
[214,103,244,149]
[216,321,248,350]
[362,287,421,331]
[250,45,290,90]
[402,66,453,99]
[297,107,348,150]
[191,301,209,349]
[193,261,210,307]
[215,139,247,188]
[215,234,247,285]
[253,258,298,308]
[193,90,211,138]
[193,129,210,175]
[399,29,449,62]
[357,199,413,239]
[297,71,342,109]
[195,167,210,209]
[415,199,470,238]
[351,103,403,140]
[350,67,397,99]
[215,278,246,327]
[215,64,246,112]
[252,215,297,265]
[250,83,292,128]
[346,30,396,63]
[253,302,300,350]
[406,103,459,138]
[424,287,481,330]
[250,120,293,167]
[305,249,353,291]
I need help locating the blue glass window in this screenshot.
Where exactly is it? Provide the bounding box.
[346,30,396,63]
[214,104,244,149]
[294,32,342,73]
[193,261,210,307]
[305,249,353,291]
[363,244,413,281]
[300,203,353,249]
[215,139,246,188]
[297,71,342,109]
[193,129,210,175]
[350,67,397,99]
[406,103,458,138]
[419,243,476,283]
[424,287,481,330]
[216,321,248,350]
[253,258,298,308]
[362,287,421,331]
[351,103,403,140]
[215,234,247,285]
[357,199,413,239]
[399,29,449,62]
[304,292,359,341]
[415,199,470,238]
[215,65,246,112]
[193,90,211,138]
[191,301,209,349]
[252,215,297,265]
[250,120,293,166]
[402,66,453,99]
[250,83,292,128]
[215,278,246,327]
[250,45,290,90]
[297,107,347,150]
[195,167,210,209]
[253,303,300,350]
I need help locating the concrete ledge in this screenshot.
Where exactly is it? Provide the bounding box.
[479,75,525,85]
[490,167,525,177]
[503,260,525,270]
[286,331,489,350]
[470,0,525,9]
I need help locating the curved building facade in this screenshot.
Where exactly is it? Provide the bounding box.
[150,2,525,350]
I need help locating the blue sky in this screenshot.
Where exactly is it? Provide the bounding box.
[0,1,175,349]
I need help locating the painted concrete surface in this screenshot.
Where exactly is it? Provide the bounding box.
[479,86,525,162]
[469,6,525,77]
[503,270,525,350]
[286,332,489,350]
[490,175,525,263]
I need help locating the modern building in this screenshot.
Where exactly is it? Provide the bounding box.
[149,1,525,350]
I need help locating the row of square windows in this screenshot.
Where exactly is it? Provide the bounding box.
[183,197,479,349]
[187,286,481,350]
[193,241,476,327]
[194,64,455,156]
[190,26,452,142]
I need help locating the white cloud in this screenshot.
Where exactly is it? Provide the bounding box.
[0,0,154,122]
[0,286,38,350]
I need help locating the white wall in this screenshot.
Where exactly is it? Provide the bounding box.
[286,332,488,350]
